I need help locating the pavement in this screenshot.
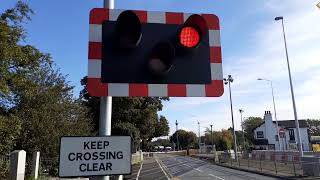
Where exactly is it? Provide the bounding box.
[124,156,169,180]
[125,154,281,180]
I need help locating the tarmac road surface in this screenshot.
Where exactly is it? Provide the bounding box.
[126,153,281,180]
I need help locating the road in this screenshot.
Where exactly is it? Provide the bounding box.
[128,154,281,180]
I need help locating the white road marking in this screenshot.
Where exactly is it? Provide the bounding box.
[136,162,143,180]
[209,173,225,180]
[155,156,170,180]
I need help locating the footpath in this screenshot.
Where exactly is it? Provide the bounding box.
[125,156,169,180]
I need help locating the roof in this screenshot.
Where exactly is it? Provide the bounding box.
[252,120,308,132]
[276,120,308,128]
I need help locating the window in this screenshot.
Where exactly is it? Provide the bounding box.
[256,131,264,138]
[289,129,295,141]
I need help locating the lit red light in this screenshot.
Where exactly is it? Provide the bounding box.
[180,26,200,48]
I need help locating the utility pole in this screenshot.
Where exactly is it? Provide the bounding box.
[176,120,179,151]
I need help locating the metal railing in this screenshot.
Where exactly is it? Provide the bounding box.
[216,152,320,177]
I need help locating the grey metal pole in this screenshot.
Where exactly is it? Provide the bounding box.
[270,81,282,151]
[98,2,114,180]
[239,109,245,152]
[225,76,238,162]
[104,0,114,9]
[210,125,213,152]
[198,121,201,153]
[276,17,303,156]
[176,120,179,151]
[258,78,282,151]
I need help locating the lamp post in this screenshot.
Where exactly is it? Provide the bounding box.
[210,124,213,150]
[275,16,303,156]
[224,75,238,162]
[239,109,246,152]
[198,121,201,153]
[257,78,282,151]
[176,120,179,151]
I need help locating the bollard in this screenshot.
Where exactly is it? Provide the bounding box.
[31,152,40,179]
[9,150,26,180]
[140,150,143,162]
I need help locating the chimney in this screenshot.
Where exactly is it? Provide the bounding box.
[264,110,273,139]
[264,111,272,122]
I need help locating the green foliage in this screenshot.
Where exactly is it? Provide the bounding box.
[242,116,263,145]
[0,115,21,154]
[170,130,197,149]
[0,1,51,101]
[202,129,234,151]
[0,160,9,180]
[306,119,320,136]
[80,76,170,151]
[154,116,170,138]
[113,122,141,151]
[0,2,94,177]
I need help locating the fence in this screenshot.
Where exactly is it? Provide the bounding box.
[0,154,10,163]
[217,152,320,177]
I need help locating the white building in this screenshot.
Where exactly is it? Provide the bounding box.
[253,111,310,151]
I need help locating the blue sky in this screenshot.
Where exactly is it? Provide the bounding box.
[1,0,320,136]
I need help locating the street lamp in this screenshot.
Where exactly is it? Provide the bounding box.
[198,121,201,153]
[210,124,213,150]
[239,109,246,151]
[257,78,282,151]
[224,75,238,162]
[275,16,303,156]
[176,120,179,151]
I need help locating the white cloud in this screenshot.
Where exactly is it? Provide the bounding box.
[162,1,320,136]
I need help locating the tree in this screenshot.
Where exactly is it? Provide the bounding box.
[0,115,21,155]
[14,68,93,176]
[242,117,263,145]
[0,1,51,107]
[80,76,170,151]
[306,119,320,136]
[221,129,233,150]
[170,130,197,149]
[112,122,140,151]
[154,116,170,138]
[0,2,94,177]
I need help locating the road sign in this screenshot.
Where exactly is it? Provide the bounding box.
[87,8,223,97]
[279,128,285,138]
[59,136,131,177]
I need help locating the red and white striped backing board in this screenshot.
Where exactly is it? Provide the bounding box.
[88,8,223,97]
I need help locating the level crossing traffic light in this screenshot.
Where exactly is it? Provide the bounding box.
[88,8,223,97]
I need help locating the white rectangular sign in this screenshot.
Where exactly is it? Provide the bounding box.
[59,136,131,177]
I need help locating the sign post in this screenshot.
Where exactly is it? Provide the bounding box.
[59,136,131,177]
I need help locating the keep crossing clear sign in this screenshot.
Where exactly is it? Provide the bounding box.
[59,136,131,177]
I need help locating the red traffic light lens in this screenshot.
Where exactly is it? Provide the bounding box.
[179,26,200,48]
